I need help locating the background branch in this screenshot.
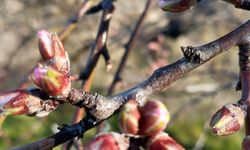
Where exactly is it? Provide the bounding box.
[107,0,152,95]
[79,0,115,83]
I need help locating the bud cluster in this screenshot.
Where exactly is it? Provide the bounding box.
[85,100,185,150]
[31,30,71,97]
[0,30,70,117]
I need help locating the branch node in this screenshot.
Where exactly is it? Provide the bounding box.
[181,46,205,63]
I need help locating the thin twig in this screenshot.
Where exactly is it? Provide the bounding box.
[79,0,115,83]
[107,0,152,95]
[59,0,94,42]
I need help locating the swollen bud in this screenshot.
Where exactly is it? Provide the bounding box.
[37,30,70,73]
[147,132,185,150]
[210,103,245,136]
[0,90,57,117]
[139,100,170,136]
[158,0,201,12]
[31,65,71,97]
[119,100,141,134]
[85,132,129,150]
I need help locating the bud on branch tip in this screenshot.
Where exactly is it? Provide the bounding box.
[37,30,70,73]
[210,103,245,136]
[38,30,54,59]
[0,90,54,117]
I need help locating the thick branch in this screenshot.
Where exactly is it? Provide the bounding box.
[140,20,250,95]
[15,20,250,149]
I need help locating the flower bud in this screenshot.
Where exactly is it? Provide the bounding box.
[119,100,141,134]
[158,0,201,12]
[31,65,71,97]
[147,132,185,150]
[242,136,250,150]
[139,100,170,136]
[85,132,129,150]
[37,30,70,73]
[0,90,57,117]
[210,103,245,136]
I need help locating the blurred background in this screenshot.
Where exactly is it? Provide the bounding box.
[0,0,249,149]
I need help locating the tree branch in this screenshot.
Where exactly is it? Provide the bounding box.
[79,0,115,83]
[14,20,250,150]
[107,0,152,95]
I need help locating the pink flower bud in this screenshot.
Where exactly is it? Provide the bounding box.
[147,132,185,150]
[31,65,71,97]
[37,30,70,73]
[85,132,129,150]
[119,100,141,134]
[0,90,57,117]
[38,30,54,59]
[242,136,250,150]
[139,100,170,136]
[210,103,245,136]
[158,0,200,12]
